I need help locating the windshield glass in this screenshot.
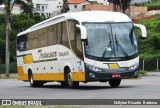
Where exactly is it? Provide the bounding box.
[83,22,138,59]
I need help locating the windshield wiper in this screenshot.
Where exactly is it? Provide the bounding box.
[129,26,134,45]
[102,34,112,57]
[115,34,129,57]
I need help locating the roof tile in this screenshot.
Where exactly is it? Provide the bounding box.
[67,0,84,4]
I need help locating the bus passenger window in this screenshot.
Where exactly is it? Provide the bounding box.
[62,22,69,48]
[57,23,62,44]
[68,21,75,42]
[17,38,20,50]
[19,42,25,51]
[39,27,47,47]
[17,34,27,51]
[48,25,58,45]
[76,28,82,52]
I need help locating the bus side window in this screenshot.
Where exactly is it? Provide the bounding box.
[17,37,20,50]
[17,35,27,51]
[76,28,82,52]
[57,23,62,44]
[62,22,69,48]
[48,25,58,45]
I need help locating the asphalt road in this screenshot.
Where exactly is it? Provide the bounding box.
[0,72,160,99]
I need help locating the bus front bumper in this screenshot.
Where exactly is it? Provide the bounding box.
[85,65,139,82]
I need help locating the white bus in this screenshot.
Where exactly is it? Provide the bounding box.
[17,11,147,88]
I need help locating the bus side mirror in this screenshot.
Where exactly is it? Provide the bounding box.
[76,25,87,40]
[134,23,147,38]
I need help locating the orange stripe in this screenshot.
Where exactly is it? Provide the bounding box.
[72,72,85,81]
[33,73,64,81]
[23,55,33,64]
[17,66,28,80]
[18,66,85,81]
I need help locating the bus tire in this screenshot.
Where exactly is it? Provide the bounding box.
[28,71,43,87]
[60,81,68,87]
[109,79,121,88]
[65,68,79,89]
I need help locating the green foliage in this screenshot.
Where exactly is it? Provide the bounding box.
[137,15,160,56]
[0,13,45,64]
[0,0,3,5]
[134,15,160,71]
[112,0,131,13]
[138,70,147,76]
[0,62,17,74]
[134,0,160,9]
[150,35,160,49]
[14,0,34,16]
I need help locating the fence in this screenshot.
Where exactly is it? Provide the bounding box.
[0,63,17,74]
[139,59,160,71]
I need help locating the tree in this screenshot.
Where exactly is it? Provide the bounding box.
[0,0,4,5]
[120,0,131,14]
[112,0,131,14]
[61,0,70,13]
[15,0,33,16]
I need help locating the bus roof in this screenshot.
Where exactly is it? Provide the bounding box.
[17,11,131,36]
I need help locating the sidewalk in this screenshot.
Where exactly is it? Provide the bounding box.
[147,72,160,76]
[0,73,18,78]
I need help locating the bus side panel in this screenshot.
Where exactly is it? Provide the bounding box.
[17,54,29,81]
[57,44,86,81]
[17,66,28,81]
[72,59,85,81]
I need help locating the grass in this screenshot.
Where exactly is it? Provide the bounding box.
[135,1,160,8]
[0,74,17,79]
[138,70,148,76]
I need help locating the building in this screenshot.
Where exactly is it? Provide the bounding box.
[0,4,5,14]
[33,0,91,17]
[67,0,91,12]
[0,4,21,14]
[89,0,110,5]
[33,0,63,18]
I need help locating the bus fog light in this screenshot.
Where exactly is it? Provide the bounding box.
[86,64,102,72]
[134,71,138,76]
[89,73,95,78]
[128,63,138,71]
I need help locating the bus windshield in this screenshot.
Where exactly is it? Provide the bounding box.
[83,22,138,60]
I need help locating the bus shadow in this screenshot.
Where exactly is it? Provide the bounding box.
[29,84,137,90]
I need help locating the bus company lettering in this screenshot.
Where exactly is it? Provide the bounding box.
[38,49,57,59]
[59,51,69,57]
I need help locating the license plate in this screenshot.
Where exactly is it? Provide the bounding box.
[109,64,119,69]
[112,74,121,78]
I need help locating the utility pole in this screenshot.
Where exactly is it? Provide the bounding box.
[5,0,11,77]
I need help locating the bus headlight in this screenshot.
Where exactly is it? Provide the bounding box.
[86,64,102,72]
[128,63,139,71]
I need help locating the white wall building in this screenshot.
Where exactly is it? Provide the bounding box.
[0,4,5,14]
[0,4,21,14]
[68,0,91,12]
[33,0,63,18]
[88,0,109,5]
[33,0,91,17]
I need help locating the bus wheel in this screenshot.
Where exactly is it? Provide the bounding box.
[65,69,79,89]
[29,72,43,87]
[109,79,121,88]
[60,81,68,87]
